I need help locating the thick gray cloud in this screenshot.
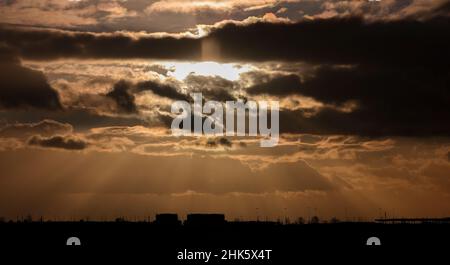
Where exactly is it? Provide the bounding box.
[0,16,448,66]
[247,74,301,95]
[185,74,236,101]
[248,64,450,137]
[28,135,88,150]
[0,52,62,110]
[0,25,200,60]
[0,14,448,138]
[2,0,446,32]
[136,80,190,101]
[205,17,449,66]
[106,80,138,113]
[104,78,190,113]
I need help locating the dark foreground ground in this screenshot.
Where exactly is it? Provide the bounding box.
[1,221,449,262]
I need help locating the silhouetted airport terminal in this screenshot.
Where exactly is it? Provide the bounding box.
[154,213,182,225]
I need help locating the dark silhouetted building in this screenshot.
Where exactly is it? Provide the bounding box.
[184,214,226,226]
[153,213,181,225]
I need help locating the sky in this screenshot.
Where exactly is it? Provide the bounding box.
[0,0,449,221]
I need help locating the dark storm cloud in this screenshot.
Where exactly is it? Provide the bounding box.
[185,74,236,101]
[0,50,62,110]
[136,80,190,101]
[247,65,449,106]
[0,15,448,137]
[106,80,137,113]
[279,101,450,137]
[28,135,88,150]
[104,78,190,113]
[0,26,201,60]
[296,65,449,108]
[205,16,449,66]
[247,63,450,137]
[247,74,301,95]
[0,16,448,65]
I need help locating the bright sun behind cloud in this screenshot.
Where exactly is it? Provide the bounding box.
[162,61,254,81]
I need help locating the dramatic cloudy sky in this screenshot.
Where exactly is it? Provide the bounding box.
[0,0,449,221]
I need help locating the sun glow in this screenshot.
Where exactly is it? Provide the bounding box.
[162,61,254,81]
